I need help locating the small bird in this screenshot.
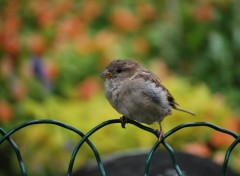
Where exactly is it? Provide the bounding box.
[101,59,195,140]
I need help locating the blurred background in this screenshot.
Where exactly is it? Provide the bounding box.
[0,0,239,175]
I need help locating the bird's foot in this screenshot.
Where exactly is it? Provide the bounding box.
[120,116,128,128]
[155,129,164,141]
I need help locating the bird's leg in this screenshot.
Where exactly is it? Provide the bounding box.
[120,116,128,128]
[156,122,164,141]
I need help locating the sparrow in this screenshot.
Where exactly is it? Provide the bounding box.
[101,59,195,140]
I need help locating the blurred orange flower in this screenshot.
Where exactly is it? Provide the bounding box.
[194,4,214,22]
[74,35,94,54]
[137,3,157,22]
[57,0,73,15]
[57,17,86,41]
[94,30,117,52]
[45,62,59,82]
[80,0,102,22]
[110,8,140,32]
[77,77,100,101]
[12,82,27,102]
[213,151,225,165]
[33,2,58,28]
[133,37,149,55]
[29,34,46,55]
[210,116,239,148]
[184,142,210,158]
[0,101,13,123]
[210,129,236,148]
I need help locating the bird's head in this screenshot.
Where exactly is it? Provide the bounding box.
[101,59,140,80]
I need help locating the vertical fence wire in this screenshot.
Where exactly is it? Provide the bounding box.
[0,128,26,176]
[0,120,106,176]
[0,118,239,176]
[222,136,240,176]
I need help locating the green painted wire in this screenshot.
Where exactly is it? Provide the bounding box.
[0,120,106,176]
[67,118,158,176]
[222,136,240,176]
[0,128,27,176]
[68,119,120,176]
[164,122,239,176]
[66,119,240,176]
[165,122,239,176]
[1,119,239,176]
[162,141,182,175]
[144,122,239,176]
[68,118,183,176]
[144,139,183,176]
[164,122,238,139]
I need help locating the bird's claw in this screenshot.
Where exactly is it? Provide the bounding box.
[155,129,165,141]
[120,116,128,128]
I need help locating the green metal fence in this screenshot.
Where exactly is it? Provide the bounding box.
[0,118,239,176]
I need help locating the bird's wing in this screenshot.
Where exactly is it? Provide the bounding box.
[134,69,178,108]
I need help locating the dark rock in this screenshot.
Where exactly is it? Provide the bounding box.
[75,149,237,176]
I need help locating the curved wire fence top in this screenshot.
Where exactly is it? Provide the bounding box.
[0,118,239,176]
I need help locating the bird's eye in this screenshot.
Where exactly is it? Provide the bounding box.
[116,68,123,73]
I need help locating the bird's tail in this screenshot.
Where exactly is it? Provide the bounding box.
[174,107,195,116]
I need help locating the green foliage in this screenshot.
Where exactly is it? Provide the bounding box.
[53,50,100,97]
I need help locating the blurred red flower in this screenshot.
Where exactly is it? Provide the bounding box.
[3,35,20,57]
[3,16,21,36]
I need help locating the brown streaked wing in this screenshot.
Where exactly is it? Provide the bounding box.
[135,69,179,108]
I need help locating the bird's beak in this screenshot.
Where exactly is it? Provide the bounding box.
[100,70,112,78]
